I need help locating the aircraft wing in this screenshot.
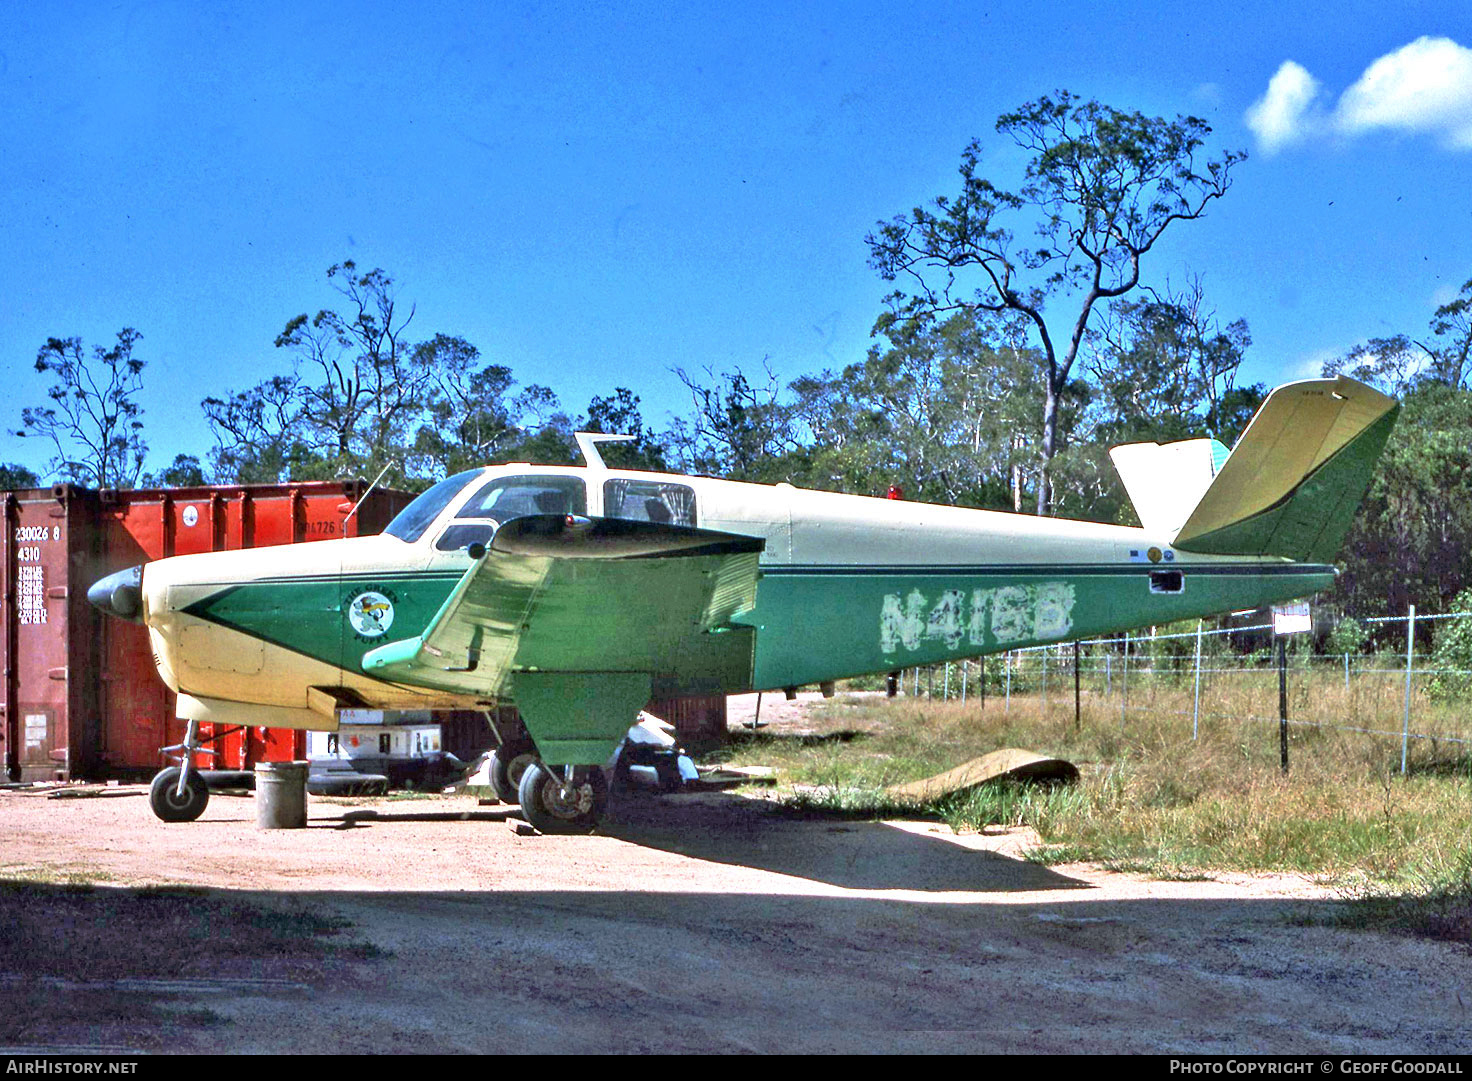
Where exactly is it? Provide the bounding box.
[360,515,764,698]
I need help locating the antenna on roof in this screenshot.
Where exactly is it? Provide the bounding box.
[574,432,636,470]
[342,460,397,523]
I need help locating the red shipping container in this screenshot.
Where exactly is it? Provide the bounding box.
[2,481,412,782]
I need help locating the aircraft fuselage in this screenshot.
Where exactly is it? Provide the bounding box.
[113,464,1332,731]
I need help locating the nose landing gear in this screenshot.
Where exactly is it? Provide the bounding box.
[147,720,214,822]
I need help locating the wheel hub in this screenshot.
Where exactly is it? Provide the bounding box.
[543,779,594,818]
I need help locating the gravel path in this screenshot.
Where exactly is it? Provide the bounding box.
[1,780,1467,1054]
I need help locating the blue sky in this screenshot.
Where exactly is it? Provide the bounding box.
[3,1,1470,480]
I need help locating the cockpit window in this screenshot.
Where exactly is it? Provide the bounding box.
[456,475,587,522]
[382,469,484,542]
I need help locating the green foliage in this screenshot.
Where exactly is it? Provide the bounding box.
[198,262,657,485]
[1334,383,1472,615]
[1324,278,1472,394]
[141,454,206,489]
[0,462,39,489]
[20,328,148,489]
[272,261,430,486]
[666,363,797,482]
[1325,617,1369,658]
[582,387,667,471]
[1426,277,1472,389]
[785,309,1053,508]
[1427,589,1472,700]
[202,373,317,483]
[410,336,520,475]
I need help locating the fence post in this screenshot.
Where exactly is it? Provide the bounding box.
[1192,619,1203,741]
[1278,635,1289,773]
[1105,653,1112,696]
[960,660,968,703]
[1005,651,1012,712]
[1344,652,1350,693]
[1402,603,1416,776]
[1120,633,1130,728]
[979,657,985,709]
[1042,647,1048,711]
[943,663,951,701]
[1074,640,1081,732]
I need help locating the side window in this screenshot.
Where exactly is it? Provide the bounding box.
[604,479,696,527]
[456,475,587,523]
[434,522,496,553]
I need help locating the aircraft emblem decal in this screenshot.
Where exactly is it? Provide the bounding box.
[347,588,397,640]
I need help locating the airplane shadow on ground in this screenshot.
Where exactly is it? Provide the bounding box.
[328,806,518,828]
[307,789,1087,893]
[596,789,1088,893]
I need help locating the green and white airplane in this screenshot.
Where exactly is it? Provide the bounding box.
[89,376,1398,831]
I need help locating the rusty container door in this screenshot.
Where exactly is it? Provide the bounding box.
[93,487,175,777]
[1,486,102,782]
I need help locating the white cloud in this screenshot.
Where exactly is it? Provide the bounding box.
[1335,36,1472,148]
[1246,37,1472,153]
[1245,61,1324,153]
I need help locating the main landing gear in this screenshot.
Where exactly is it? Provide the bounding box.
[516,761,608,835]
[488,744,538,806]
[148,720,213,822]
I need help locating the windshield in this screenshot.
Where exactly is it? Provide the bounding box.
[382,469,484,542]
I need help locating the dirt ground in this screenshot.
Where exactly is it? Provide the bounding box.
[1,699,1468,1054]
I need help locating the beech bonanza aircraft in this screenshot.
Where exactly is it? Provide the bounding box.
[89,376,1397,832]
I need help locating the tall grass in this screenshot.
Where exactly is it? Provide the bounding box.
[712,673,1472,913]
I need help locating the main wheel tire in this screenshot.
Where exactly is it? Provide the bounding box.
[516,762,608,834]
[489,747,538,805]
[149,767,209,823]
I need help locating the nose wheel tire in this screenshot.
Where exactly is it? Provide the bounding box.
[149,767,210,823]
[489,747,538,804]
[516,761,608,834]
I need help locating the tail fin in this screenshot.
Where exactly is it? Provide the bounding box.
[1109,437,1230,537]
[1170,376,1398,562]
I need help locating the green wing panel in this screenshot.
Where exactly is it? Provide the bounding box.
[361,516,764,700]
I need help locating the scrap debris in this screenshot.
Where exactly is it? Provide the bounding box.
[884,748,1078,804]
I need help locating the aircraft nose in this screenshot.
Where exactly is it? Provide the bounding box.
[88,565,144,622]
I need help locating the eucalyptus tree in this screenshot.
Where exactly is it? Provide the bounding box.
[20,328,148,488]
[789,310,1046,510]
[667,364,798,482]
[868,91,1244,514]
[1087,279,1251,445]
[1323,277,1472,395]
[202,373,313,483]
[274,261,434,484]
